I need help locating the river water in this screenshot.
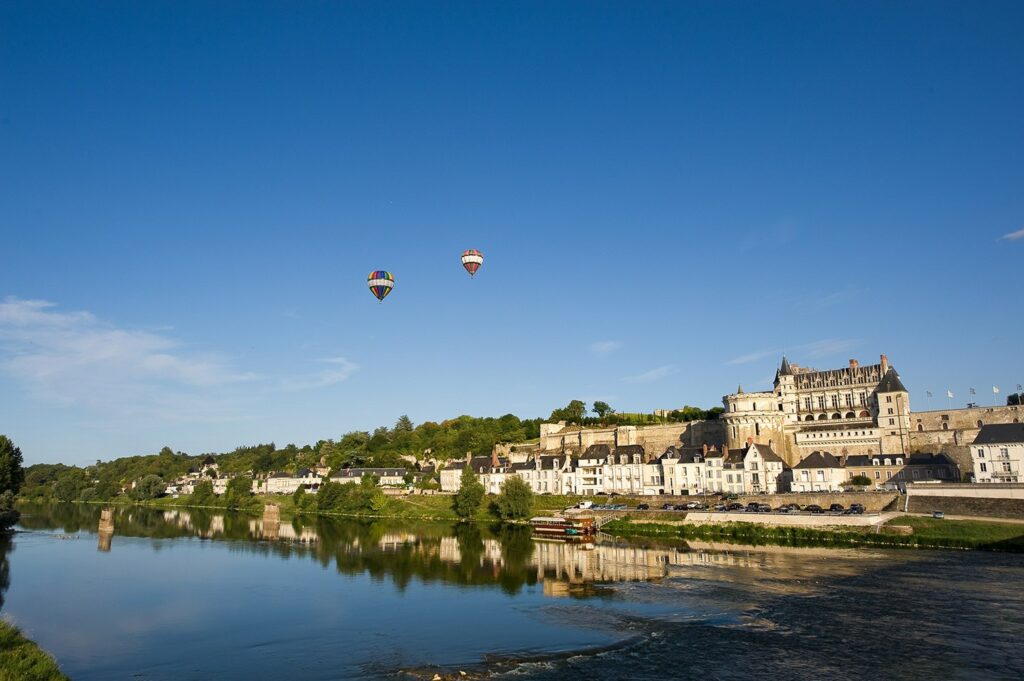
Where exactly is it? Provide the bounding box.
[3,504,1023,680]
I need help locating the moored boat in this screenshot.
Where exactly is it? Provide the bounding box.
[529,515,596,539]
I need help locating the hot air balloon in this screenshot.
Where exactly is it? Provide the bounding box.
[461,249,484,277]
[367,270,394,302]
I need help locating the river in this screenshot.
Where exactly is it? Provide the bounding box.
[2,504,1022,680]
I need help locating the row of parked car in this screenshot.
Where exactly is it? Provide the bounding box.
[578,499,868,515]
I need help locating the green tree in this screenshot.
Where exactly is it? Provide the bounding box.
[224,476,253,508]
[549,400,587,424]
[492,476,533,521]
[394,415,414,433]
[129,474,165,501]
[849,474,872,486]
[0,436,25,496]
[1008,393,1022,406]
[192,480,215,505]
[592,401,614,419]
[452,465,485,520]
[54,470,88,502]
[316,481,345,512]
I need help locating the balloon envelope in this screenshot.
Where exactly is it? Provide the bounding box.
[367,270,394,302]
[461,249,484,277]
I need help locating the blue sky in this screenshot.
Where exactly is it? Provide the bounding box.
[2,1,1022,466]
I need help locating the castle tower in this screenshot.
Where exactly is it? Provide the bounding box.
[875,356,911,454]
[774,356,799,425]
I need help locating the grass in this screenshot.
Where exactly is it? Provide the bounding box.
[601,516,1024,552]
[0,621,69,681]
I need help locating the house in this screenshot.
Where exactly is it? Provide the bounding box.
[263,469,321,495]
[659,446,709,496]
[330,467,408,487]
[791,451,846,492]
[971,423,1024,483]
[439,454,511,493]
[742,442,789,494]
[845,453,959,489]
[511,455,575,495]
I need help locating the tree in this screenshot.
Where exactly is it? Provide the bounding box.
[192,480,215,505]
[0,436,25,496]
[316,481,345,512]
[452,465,485,520]
[224,476,253,508]
[849,474,872,487]
[1008,393,1023,406]
[492,476,533,521]
[549,400,587,424]
[394,415,414,433]
[54,470,88,502]
[592,401,614,419]
[130,474,165,501]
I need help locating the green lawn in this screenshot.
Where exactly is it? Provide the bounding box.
[0,621,69,681]
[885,517,1024,551]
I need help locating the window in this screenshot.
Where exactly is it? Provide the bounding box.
[816,471,825,482]
[980,463,987,472]
[912,470,920,479]
[917,424,923,432]
[942,423,948,431]
[818,396,825,409]
[874,471,880,479]
[886,471,892,479]
[801,471,809,482]
[886,395,892,403]
[755,423,760,436]
[873,459,880,465]
[887,408,894,415]
[804,398,812,411]
[896,458,903,465]
[845,394,853,407]
[1000,448,1009,457]
[977,448,985,458]
[1003,462,1012,473]
[889,419,894,425]
[832,395,840,409]
[977,420,983,428]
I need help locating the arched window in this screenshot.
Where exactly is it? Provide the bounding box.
[804,415,814,422]
[818,414,828,421]
[859,410,870,418]
[846,412,855,419]
[832,413,841,419]
[942,422,948,431]
[917,424,923,432]
[976,420,983,428]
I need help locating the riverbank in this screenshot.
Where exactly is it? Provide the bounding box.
[0,621,69,681]
[602,516,1024,552]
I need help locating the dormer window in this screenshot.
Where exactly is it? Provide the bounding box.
[896,458,903,465]
[872,459,879,465]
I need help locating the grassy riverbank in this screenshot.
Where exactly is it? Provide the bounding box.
[602,516,1024,552]
[0,621,69,681]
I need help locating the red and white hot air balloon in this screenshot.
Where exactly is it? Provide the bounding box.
[461,249,483,277]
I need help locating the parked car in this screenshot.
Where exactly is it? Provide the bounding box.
[661,503,676,510]
[804,504,824,514]
[714,504,727,512]
[776,506,792,513]
[757,504,772,513]
[932,510,945,519]
[636,503,650,510]
[828,503,845,513]
[726,502,744,511]
[848,503,865,515]
[686,501,702,509]
[576,501,593,510]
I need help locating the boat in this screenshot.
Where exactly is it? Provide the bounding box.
[529,515,596,539]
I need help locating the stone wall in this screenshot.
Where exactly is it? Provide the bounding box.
[684,511,897,528]
[906,495,1024,520]
[908,405,1022,472]
[538,420,725,455]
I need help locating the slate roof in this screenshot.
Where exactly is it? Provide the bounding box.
[582,444,612,460]
[973,424,1024,445]
[748,443,785,464]
[779,356,793,376]
[794,451,843,469]
[876,367,908,393]
[331,467,407,478]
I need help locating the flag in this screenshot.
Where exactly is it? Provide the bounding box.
[970,387,976,396]
[947,390,954,399]
[1018,383,1023,392]
[926,391,933,398]
[993,386,1000,394]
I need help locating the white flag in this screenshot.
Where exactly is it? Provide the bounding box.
[947,390,954,399]
[993,386,1000,394]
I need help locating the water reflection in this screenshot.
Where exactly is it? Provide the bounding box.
[0,533,10,611]
[20,503,888,601]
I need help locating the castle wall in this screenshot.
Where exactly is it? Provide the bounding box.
[538,420,725,456]
[908,405,1021,473]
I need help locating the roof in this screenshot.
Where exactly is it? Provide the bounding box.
[794,451,843,469]
[747,443,784,464]
[876,367,908,393]
[582,444,612,460]
[779,356,793,376]
[973,423,1024,445]
[331,467,407,478]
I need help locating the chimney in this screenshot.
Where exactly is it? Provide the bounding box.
[491,450,500,468]
[702,443,708,455]
[746,436,754,446]
[849,359,859,369]
[880,354,889,373]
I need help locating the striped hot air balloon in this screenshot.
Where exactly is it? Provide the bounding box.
[461,249,484,277]
[367,270,394,302]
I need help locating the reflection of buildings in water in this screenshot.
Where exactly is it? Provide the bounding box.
[97,507,114,552]
[160,509,318,543]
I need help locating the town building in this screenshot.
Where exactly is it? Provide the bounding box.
[790,451,846,492]
[971,424,1024,483]
[844,453,960,489]
[331,467,408,487]
[263,469,321,495]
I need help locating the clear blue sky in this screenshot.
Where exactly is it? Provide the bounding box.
[2,1,1022,466]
